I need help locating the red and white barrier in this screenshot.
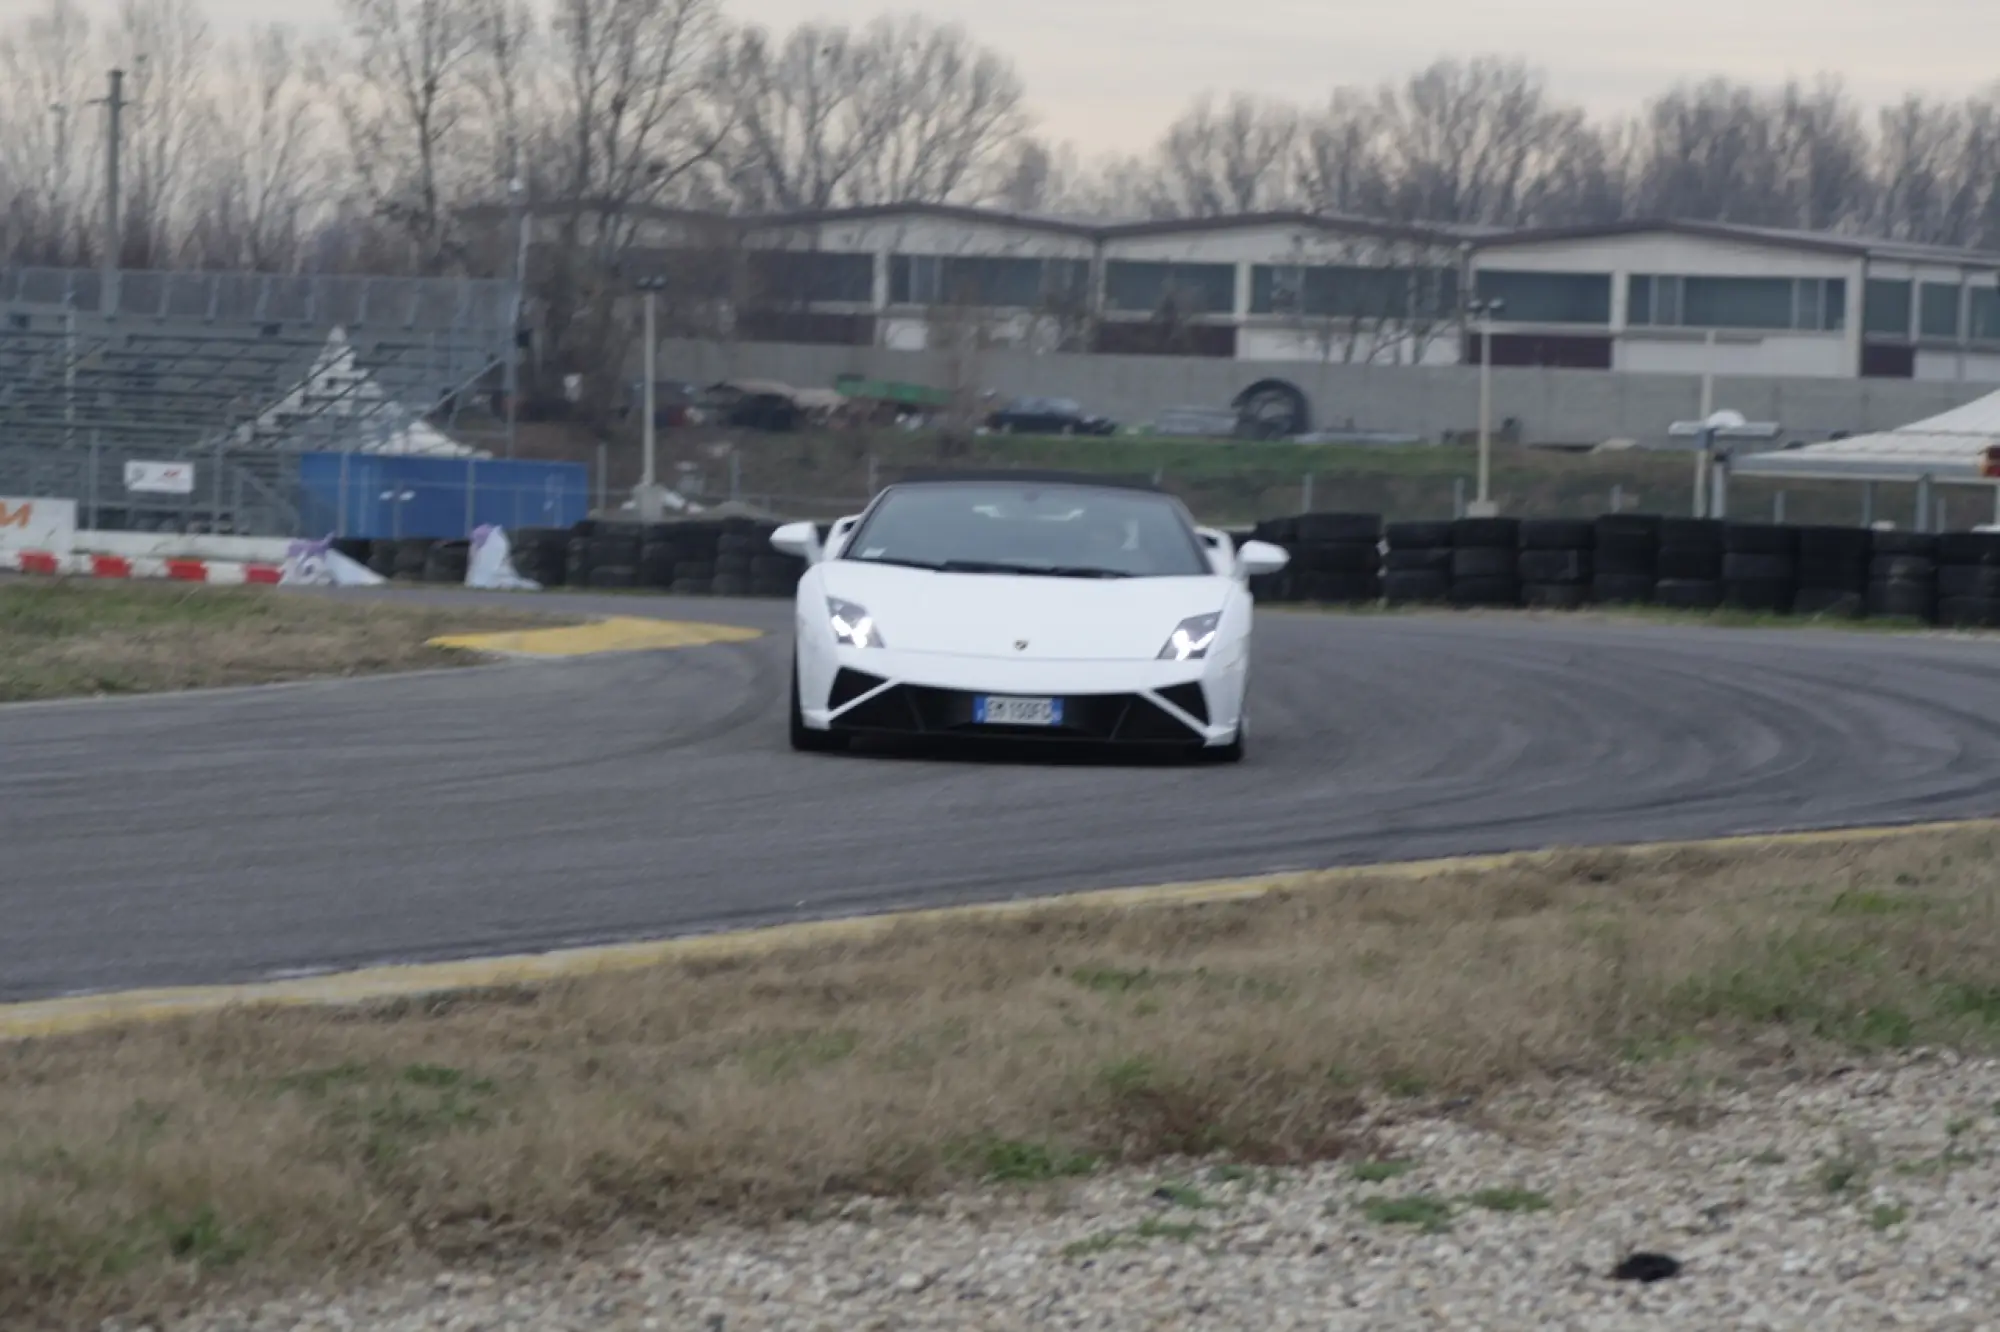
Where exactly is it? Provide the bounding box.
[0,547,283,585]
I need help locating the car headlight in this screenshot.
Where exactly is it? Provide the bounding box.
[1157,611,1222,661]
[827,597,884,648]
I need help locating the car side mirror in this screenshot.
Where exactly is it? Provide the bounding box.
[1235,539,1289,578]
[771,520,822,563]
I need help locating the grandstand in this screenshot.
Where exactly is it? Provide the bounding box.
[0,267,521,535]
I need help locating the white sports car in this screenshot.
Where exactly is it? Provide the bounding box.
[771,470,1289,761]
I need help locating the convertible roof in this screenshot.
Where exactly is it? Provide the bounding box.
[883,467,1166,492]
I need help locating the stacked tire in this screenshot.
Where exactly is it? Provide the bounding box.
[1516,519,1593,610]
[1652,518,1724,611]
[1721,524,1797,613]
[1382,521,1453,605]
[1867,531,1938,622]
[1449,517,1521,608]
[713,520,762,597]
[668,522,722,596]
[367,537,436,582]
[1792,526,1870,618]
[573,522,641,589]
[1286,512,1382,604]
[422,539,471,584]
[508,527,571,587]
[1591,514,1659,605]
[1935,531,2000,628]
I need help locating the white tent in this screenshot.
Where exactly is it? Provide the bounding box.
[233,326,478,458]
[1733,389,2000,483]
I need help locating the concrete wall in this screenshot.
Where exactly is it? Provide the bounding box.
[659,337,1997,446]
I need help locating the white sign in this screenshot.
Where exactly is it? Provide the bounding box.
[0,496,78,553]
[125,460,196,494]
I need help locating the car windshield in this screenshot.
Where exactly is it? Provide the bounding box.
[840,481,1212,579]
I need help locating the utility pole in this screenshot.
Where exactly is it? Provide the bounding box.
[95,68,129,317]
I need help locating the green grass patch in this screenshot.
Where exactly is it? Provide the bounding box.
[1350,1159,1417,1184]
[1466,1186,1552,1214]
[962,1138,1099,1184]
[1360,1194,1454,1233]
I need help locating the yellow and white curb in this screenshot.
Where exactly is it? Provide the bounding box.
[428,615,763,658]
[2,817,1992,1043]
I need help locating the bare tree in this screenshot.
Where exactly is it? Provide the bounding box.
[1139,93,1301,217]
[531,0,731,423]
[1296,90,1388,218]
[845,15,1025,205]
[1372,57,1575,226]
[103,0,215,268]
[327,0,484,273]
[0,0,99,265]
[182,25,329,270]
[714,14,1023,211]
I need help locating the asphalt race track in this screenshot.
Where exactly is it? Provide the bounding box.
[7,591,2000,1003]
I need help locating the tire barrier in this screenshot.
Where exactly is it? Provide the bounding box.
[1450,516,1521,608]
[1652,518,1724,611]
[1591,514,1659,606]
[1257,509,1995,629]
[1381,521,1452,606]
[1937,531,2000,629]
[314,509,2000,630]
[1721,523,1798,614]
[1285,512,1382,605]
[1517,518,1593,610]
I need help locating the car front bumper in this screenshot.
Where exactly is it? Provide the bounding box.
[801,648,1244,746]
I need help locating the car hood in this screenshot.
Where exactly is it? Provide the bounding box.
[818,562,1230,661]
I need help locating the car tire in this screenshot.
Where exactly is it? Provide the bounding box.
[789,659,846,753]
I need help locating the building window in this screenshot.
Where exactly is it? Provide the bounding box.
[889,256,1087,309]
[1972,287,2000,342]
[1919,283,1963,340]
[1249,265,1459,320]
[1103,262,1236,316]
[745,251,875,306]
[1475,270,1611,324]
[1629,275,1845,332]
[1864,279,1912,337]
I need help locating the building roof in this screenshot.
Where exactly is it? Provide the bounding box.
[1733,389,2000,482]
[1478,218,2000,268]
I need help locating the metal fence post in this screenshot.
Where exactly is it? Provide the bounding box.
[1301,472,1314,512]
[88,430,100,529]
[1861,481,1875,528]
[1452,477,1466,518]
[1916,475,1933,532]
[1772,491,1785,524]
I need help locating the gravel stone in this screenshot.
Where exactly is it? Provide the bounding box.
[155,1055,2000,1331]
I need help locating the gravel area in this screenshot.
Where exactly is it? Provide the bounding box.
[152,1054,2000,1331]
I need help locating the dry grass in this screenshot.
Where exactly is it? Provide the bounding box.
[0,579,568,702]
[7,827,2000,1326]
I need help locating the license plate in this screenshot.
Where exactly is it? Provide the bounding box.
[974,695,1062,726]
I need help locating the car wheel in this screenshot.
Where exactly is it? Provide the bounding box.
[789,658,847,753]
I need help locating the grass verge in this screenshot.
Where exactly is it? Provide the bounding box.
[0,579,572,702]
[6,825,2000,1324]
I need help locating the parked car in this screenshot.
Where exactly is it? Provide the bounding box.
[986,397,1117,436]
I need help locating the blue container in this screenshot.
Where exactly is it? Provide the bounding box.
[298,452,590,540]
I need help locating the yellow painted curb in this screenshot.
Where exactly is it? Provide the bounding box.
[3,817,1993,1043]
[428,615,762,657]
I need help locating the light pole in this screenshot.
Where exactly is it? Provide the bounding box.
[1467,296,1505,517]
[635,275,665,521]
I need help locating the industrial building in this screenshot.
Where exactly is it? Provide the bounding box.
[472,202,2000,385]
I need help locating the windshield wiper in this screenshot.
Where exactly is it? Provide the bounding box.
[938,560,1134,579]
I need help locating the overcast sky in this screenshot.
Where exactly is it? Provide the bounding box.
[69,0,2000,156]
